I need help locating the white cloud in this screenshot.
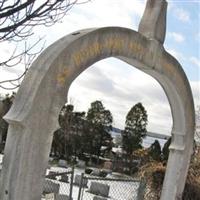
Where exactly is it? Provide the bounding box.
[0,68,20,94]
[68,58,172,135]
[68,57,199,135]
[174,8,190,22]
[168,32,185,43]
[0,41,16,63]
[166,48,183,60]
[0,0,145,90]
[32,0,146,45]
[190,57,200,69]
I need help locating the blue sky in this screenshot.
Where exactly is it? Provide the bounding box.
[0,0,199,135]
[165,1,200,81]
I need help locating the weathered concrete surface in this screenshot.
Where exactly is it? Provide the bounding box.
[0,0,195,200]
[139,0,167,44]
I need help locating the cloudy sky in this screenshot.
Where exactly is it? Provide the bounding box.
[0,0,199,135]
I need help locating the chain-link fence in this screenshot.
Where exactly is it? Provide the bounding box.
[41,167,146,200]
[77,174,144,200]
[42,167,74,200]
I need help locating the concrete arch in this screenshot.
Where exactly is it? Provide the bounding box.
[0,27,195,200]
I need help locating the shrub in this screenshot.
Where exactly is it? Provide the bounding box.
[183,180,200,200]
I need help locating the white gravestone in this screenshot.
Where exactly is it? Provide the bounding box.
[89,182,110,197]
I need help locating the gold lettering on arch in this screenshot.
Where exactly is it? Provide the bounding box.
[57,36,147,85]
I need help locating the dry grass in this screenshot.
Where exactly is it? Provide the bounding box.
[136,147,200,200]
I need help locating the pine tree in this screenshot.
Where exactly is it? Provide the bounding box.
[149,140,162,161]
[162,137,171,161]
[86,101,113,160]
[51,104,85,160]
[122,102,148,156]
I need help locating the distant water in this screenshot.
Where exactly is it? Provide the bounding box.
[142,136,166,148]
[111,130,167,148]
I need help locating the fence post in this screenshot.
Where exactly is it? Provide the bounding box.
[77,173,84,200]
[137,179,146,200]
[69,166,74,200]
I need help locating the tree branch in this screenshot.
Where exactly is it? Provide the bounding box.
[0,0,91,91]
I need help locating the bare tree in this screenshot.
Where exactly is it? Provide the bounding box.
[0,0,90,90]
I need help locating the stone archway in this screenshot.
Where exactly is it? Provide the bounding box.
[0,0,195,200]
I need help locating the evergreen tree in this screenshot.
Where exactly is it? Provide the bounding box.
[51,104,85,160]
[149,140,162,161]
[86,101,113,159]
[51,128,72,159]
[162,137,171,161]
[80,120,95,156]
[122,102,148,156]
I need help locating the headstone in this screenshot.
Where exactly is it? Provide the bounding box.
[91,169,100,176]
[43,179,60,194]
[77,160,86,168]
[58,159,67,168]
[48,171,57,176]
[55,194,72,200]
[93,196,108,200]
[60,174,68,183]
[74,174,88,187]
[89,182,110,197]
